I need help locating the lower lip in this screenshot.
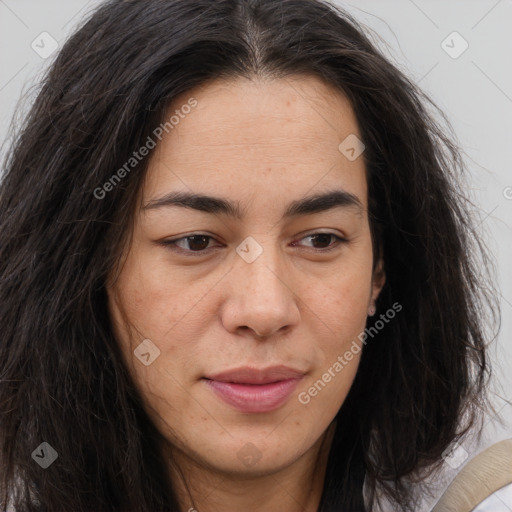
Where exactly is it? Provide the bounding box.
[204,378,302,413]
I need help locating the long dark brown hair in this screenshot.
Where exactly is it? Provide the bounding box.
[0,0,498,510]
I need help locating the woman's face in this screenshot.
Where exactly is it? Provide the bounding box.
[108,75,384,477]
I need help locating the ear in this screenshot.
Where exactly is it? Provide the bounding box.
[371,258,386,303]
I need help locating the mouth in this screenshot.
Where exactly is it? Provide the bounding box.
[203,366,305,413]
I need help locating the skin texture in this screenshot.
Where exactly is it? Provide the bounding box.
[108,75,385,512]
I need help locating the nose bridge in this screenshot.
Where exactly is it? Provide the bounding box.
[224,234,299,337]
[236,235,288,299]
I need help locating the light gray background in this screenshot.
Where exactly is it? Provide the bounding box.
[1,0,511,427]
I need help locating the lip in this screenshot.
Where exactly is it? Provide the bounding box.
[203,366,305,413]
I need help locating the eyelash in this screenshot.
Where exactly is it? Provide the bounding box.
[159,232,348,257]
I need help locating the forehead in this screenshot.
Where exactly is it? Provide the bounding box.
[143,74,367,210]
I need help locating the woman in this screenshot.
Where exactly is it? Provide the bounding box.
[0,0,500,510]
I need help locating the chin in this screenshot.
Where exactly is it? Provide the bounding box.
[198,434,310,476]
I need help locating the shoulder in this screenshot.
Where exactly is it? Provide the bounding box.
[472,482,512,511]
[366,404,512,512]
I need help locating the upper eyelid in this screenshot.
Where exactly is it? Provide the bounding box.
[168,230,344,242]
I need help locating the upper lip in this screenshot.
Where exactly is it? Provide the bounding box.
[205,365,306,385]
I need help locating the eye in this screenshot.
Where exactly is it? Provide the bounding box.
[159,231,347,257]
[292,232,347,252]
[160,234,221,256]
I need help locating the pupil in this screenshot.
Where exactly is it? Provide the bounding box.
[312,234,331,248]
[189,236,209,251]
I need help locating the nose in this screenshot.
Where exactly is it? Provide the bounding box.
[220,241,300,339]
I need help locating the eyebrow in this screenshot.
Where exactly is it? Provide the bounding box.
[143,189,364,219]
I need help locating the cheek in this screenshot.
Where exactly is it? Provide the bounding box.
[302,253,372,398]
[309,255,372,332]
[111,250,201,341]
[108,248,218,403]
[296,269,370,420]
[107,264,202,419]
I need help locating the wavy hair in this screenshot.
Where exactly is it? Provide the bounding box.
[0,0,497,510]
